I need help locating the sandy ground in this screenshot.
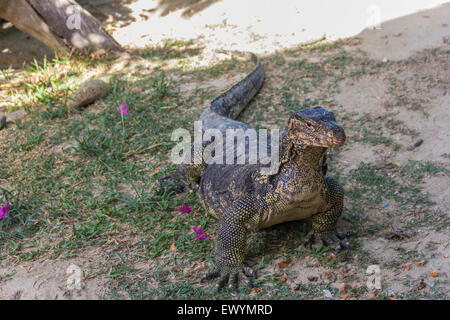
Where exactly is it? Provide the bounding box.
[0,0,449,299]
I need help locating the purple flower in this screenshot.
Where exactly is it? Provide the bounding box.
[178,203,192,214]
[117,103,129,115]
[193,226,210,240]
[137,89,141,94]
[0,200,10,220]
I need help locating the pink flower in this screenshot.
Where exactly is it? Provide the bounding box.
[178,203,192,214]
[193,226,210,240]
[0,200,10,220]
[117,103,129,115]
[45,86,53,92]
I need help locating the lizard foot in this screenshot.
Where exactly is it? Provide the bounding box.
[304,229,355,255]
[200,265,257,293]
[156,174,186,194]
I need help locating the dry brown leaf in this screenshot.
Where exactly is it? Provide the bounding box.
[250,287,261,294]
[170,242,176,252]
[277,259,293,269]
[416,260,427,267]
[341,293,351,300]
[280,273,287,282]
[430,271,439,278]
[402,263,411,271]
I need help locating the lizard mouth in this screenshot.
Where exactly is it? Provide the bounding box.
[332,130,346,146]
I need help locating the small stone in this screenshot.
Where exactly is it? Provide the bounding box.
[68,79,111,110]
[407,138,424,151]
[323,289,333,299]
[0,115,6,130]
[443,35,450,44]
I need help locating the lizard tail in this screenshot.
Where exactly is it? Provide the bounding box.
[203,50,265,120]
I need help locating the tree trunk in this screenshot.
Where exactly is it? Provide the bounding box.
[0,0,121,55]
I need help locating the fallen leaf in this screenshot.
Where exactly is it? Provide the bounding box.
[280,273,287,282]
[342,283,348,292]
[354,283,360,289]
[402,263,411,271]
[341,293,351,300]
[430,271,439,278]
[322,271,337,283]
[278,259,293,268]
[250,287,261,293]
[170,242,176,251]
[416,260,427,267]
[154,167,160,173]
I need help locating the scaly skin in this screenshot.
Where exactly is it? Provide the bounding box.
[159,51,351,293]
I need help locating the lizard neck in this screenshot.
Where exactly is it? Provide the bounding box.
[279,134,327,171]
[291,146,327,170]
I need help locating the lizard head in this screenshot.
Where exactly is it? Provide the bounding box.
[287,107,346,148]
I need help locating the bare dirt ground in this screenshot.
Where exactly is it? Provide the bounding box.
[0,0,449,299]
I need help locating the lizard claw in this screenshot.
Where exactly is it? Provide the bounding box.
[304,229,355,254]
[201,265,256,293]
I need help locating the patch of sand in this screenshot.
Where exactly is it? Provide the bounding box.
[356,3,450,61]
[0,258,107,300]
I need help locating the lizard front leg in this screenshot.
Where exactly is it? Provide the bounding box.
[305,177,353,254]
[157,140,207,193]
[201,194,260,293]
